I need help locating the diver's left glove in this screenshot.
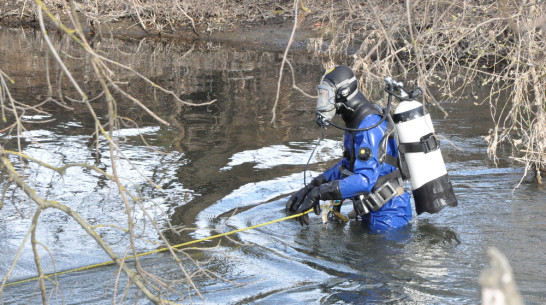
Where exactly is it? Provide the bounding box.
[296,180,341,226]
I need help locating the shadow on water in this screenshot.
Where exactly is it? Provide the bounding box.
[1,28,545,304]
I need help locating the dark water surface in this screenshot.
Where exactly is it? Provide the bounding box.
[1,28,545,304]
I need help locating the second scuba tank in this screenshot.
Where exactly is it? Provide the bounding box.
[393,100,458,215]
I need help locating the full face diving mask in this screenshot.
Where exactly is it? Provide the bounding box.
[315,81,337,127]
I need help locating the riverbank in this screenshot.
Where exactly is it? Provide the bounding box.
[0,1,324,49]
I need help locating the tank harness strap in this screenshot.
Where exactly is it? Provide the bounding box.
[383,154,398,167]
[398,133,440,154]
[349,131,356,171]
[352,169,405,216]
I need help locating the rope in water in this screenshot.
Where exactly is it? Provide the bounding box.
[3,209,314,287]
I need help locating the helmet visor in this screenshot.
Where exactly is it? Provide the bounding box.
[315,82,337,125]
[316,83,335,112]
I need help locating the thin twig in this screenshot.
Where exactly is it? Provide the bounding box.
[271,0,301,124]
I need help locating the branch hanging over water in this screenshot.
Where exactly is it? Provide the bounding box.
[0,153,176,304]
[271,0,301,125]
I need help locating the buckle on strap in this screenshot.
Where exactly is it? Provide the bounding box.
[366,179,403,211]
[398,133,440,154]
[354,178,404,215]
[421,133,440,153]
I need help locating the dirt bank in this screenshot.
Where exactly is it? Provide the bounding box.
[0,2,324,50]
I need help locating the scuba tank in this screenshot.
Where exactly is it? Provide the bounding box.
[387,78,458,215]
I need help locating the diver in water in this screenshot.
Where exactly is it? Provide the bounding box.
[286,65,413,231]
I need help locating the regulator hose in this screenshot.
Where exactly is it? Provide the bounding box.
[303,127,325,186]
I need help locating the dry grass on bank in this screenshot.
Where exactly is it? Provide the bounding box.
[312,0,546,184]
[1,0,305,34]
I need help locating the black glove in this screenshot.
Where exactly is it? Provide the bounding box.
[295,187,321,225]
[296,180,341,226]
[286,174,327,212]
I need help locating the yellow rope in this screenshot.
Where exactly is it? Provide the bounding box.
[3,209,313,287]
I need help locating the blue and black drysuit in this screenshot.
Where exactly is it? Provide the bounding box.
[286,107,412,231]
[321,113,412,231]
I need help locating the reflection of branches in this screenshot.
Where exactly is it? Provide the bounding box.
[286,59,317,99]
[0,70,15,123]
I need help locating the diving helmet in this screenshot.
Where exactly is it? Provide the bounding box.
[315,66,359,127]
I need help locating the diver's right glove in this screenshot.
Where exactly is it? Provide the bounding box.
[286,174,328,212]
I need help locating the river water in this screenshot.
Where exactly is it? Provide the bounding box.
[0,28,545,304]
